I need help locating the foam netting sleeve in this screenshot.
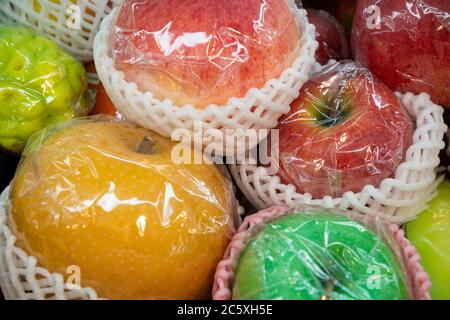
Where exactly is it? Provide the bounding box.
[93,5,318,157]
[0,0,123,63]
[0,185,244,300]
[212,206,432,300]
[229,92,448,225]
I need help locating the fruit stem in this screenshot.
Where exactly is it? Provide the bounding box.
[320,280,334,300]
[137,136,155,155]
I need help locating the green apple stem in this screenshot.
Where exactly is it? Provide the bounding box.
[137,136,155,155]
[320,280,334,300]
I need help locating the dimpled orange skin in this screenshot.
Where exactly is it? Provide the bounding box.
[10,121,235,300]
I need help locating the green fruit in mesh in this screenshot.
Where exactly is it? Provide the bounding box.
[0,25,88,153]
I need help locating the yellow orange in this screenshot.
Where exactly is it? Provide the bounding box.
[10,121,236,299]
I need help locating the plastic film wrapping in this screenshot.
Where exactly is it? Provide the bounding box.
[7,116,238,299]
[219,206,422,300]
[352,0,450,107]
[0,25,88,154]
[273,60,414,199]
[110,0,303,108]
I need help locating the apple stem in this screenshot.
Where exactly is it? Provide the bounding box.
[320,280,334,300]
[137,136,155,155]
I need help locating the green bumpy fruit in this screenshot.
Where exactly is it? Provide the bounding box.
[233,212,409,300]
[406,181,450,300]
[0,25,88,153]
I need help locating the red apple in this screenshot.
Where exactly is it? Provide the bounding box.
[306,9,349,64]
[112,0,301,108]
[352,0,450,107]
[274,61,413,198]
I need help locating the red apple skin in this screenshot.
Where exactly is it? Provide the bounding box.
[352,0,450,107]
[112,0,301,108]
[306,9,349,65]
[275,61,413,198]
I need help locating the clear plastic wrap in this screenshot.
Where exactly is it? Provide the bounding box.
[0,25,88,154]
[306,9,349,65]
[272,60,414,199]
[406,180,450,300]
[110,0,302,108]
[352,0,450,107]
[8,116,238,300]
[227,206,415,300]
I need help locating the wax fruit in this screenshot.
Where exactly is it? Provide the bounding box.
[406,180,450,300]
[352,0,450,107]
[10,119,236,299]
[85,62,123,119]
[233,211,409,300]
[274,61,413,198]
[306,9,349,64]
[111,0,301,108]
[0,25,88,153]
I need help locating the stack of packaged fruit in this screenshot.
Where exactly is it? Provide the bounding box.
[0,0,448,300]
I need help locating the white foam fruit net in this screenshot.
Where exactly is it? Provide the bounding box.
[229,92,448,224]
[0,0,123,63]
[93,4,318,157]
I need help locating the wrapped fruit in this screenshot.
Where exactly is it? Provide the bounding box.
[0,0,123,62]
[213,206,432,300]
[352,0,450,107]
[111,0,303,108]
[306,9,349,64]
[406,180,450,300]
[273,60,413,199]
[94,0,317,156]
[0,25,88,153]
[7,117,237,299]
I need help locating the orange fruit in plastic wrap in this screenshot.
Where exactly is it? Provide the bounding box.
[9,120,236,299]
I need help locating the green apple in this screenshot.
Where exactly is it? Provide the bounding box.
[233,210,409,300]
[406,180,450,300]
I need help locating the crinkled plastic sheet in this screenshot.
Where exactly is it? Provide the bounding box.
[0,25,88,154]
[233,206,412,300]
[272,60,414,198]
[109,0,303,108]
[352,0,450,107]
[8,116,238,299]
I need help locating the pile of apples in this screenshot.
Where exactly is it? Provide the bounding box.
[0,0,449,300]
